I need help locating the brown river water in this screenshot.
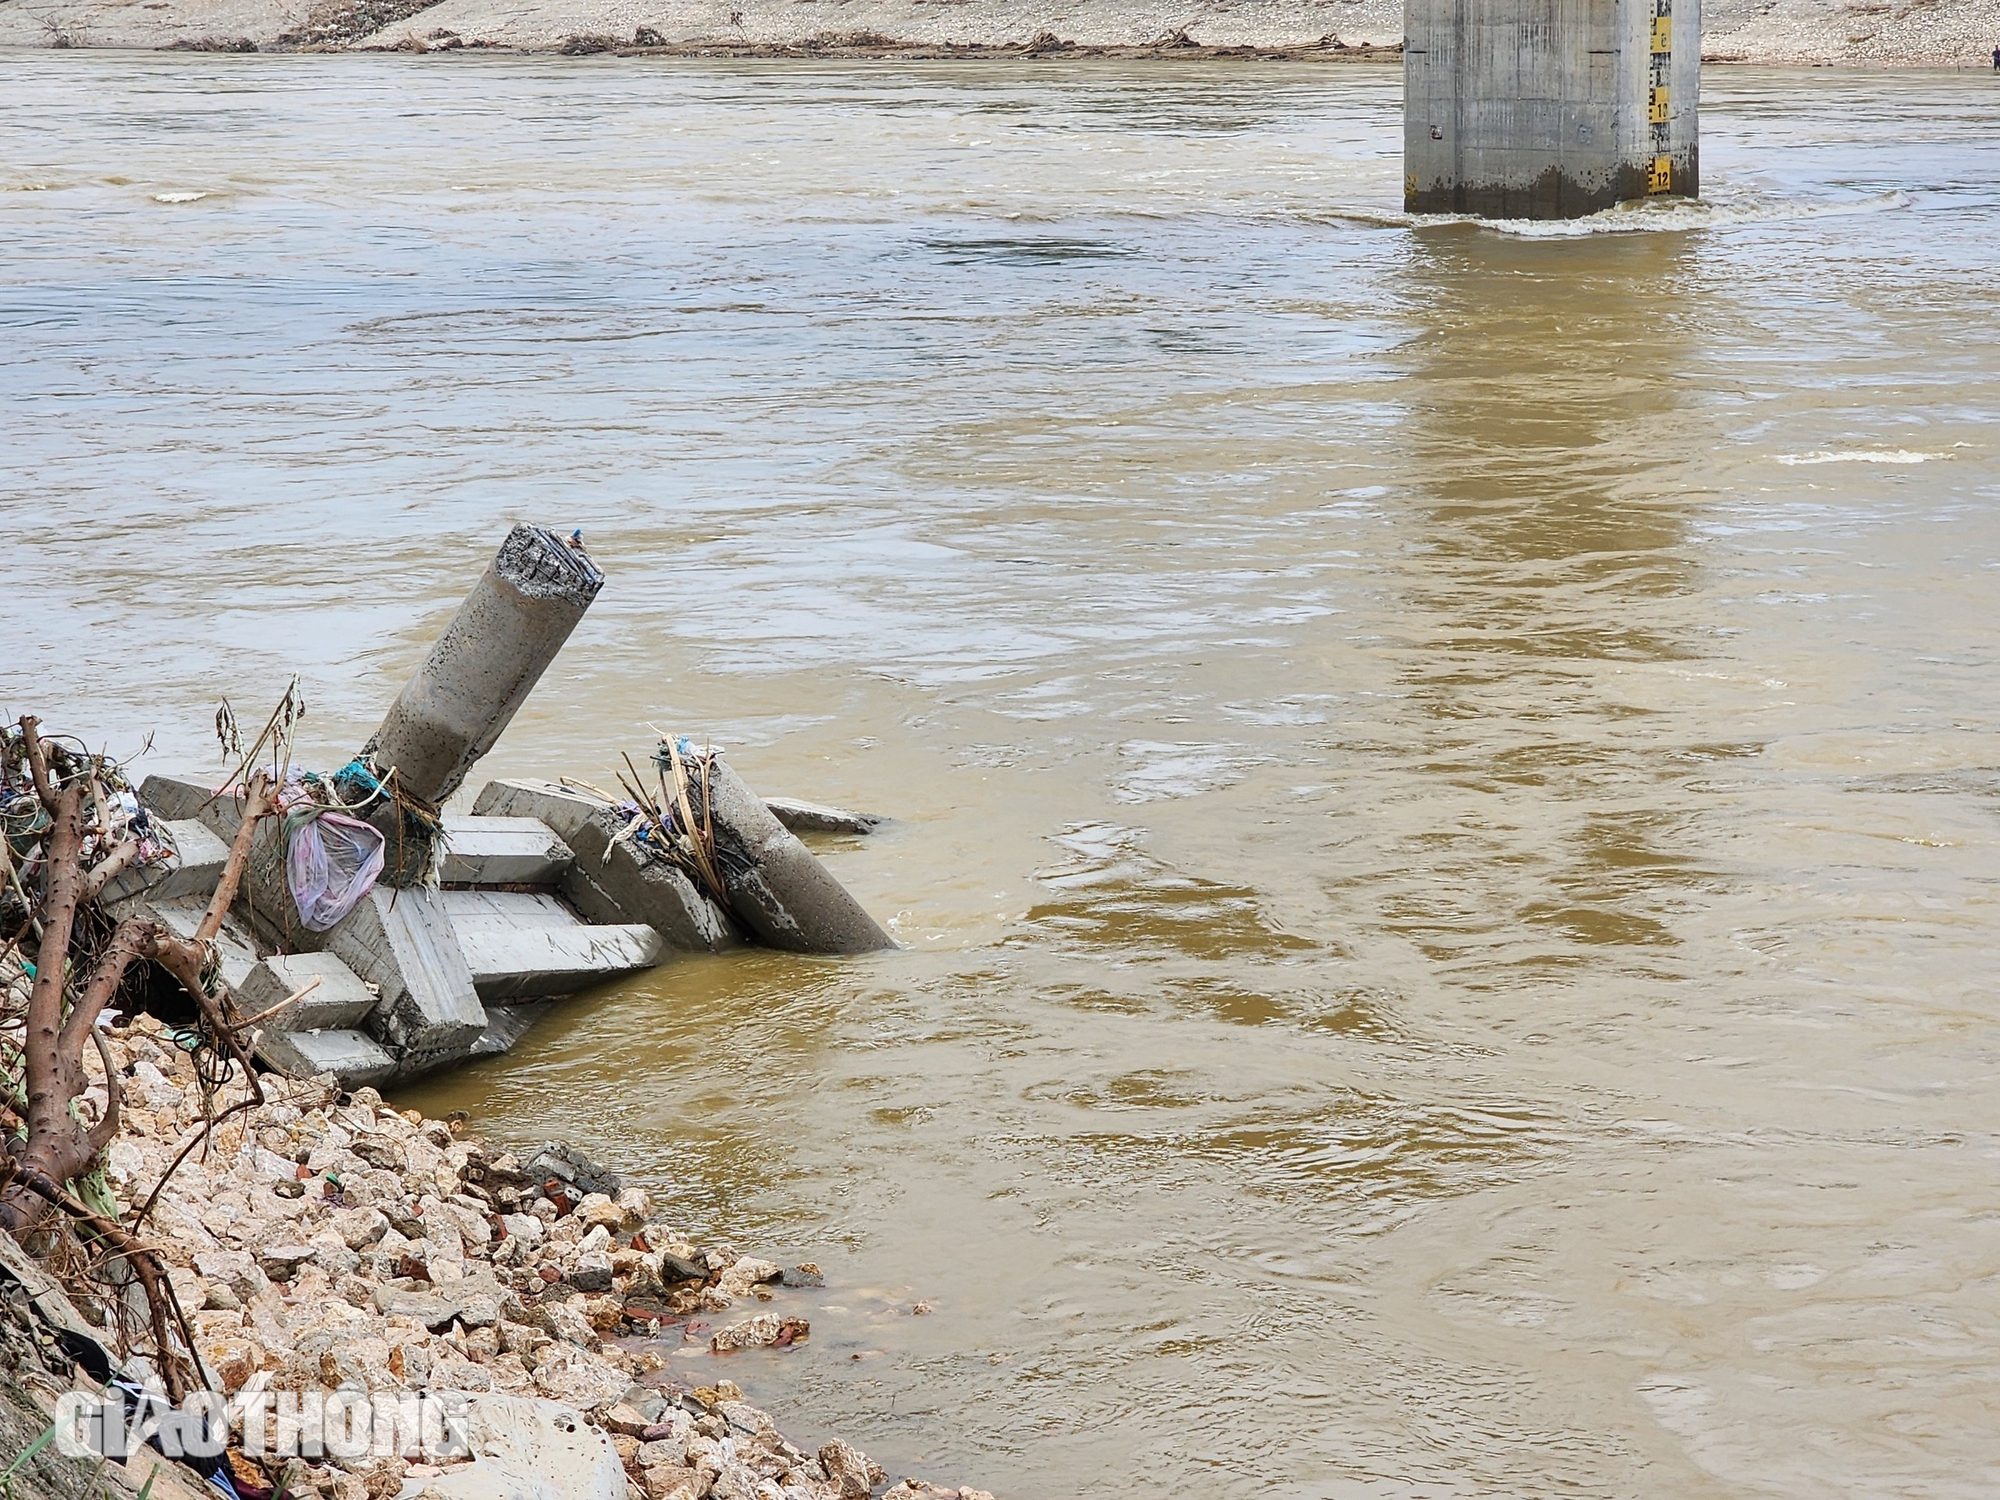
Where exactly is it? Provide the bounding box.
[5,54,2000,1498]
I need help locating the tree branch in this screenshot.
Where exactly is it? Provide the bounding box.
[195,769,275,944]
[22,786,86,1160]
[55,919,152,1079]
[86,1029,121,1156]
[17,716,61,814]
[81,838,140,905]
[9,1162,199,1401]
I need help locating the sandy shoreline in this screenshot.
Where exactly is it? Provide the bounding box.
[2,0,1996,66]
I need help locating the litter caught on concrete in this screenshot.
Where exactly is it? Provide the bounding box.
[100,523,895,1090]
[0,523,961,1500]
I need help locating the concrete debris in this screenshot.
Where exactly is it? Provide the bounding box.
[110,524,890,1090]
[137,770,492,1072]
[470,779,736,953]
[438,812,576,886]
[238,951,382,1031]
[438,889,663,1001]
[365,523,605,829]
[763,797,886,836]
[325,883,489,1062]
[150,890,265,991]
[672,752,895,954]
[127,747,890,1082]
[98,814,232,908]
[255,1026,398,1085]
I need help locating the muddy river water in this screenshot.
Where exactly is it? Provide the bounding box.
[6,54,2000,1498]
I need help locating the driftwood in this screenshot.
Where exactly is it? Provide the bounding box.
[0,714,276,1397]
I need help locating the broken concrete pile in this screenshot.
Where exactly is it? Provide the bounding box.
[6,1009,989,1499]
[101,522,894,1090]
[0,524,970,1496]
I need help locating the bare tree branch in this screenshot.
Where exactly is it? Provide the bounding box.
[81,838,140,904]
[195,769,275,944]
[19,785,87,1196]
[86,1029,121,1156]
[18,716,61,814]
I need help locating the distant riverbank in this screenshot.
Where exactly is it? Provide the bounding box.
[2,0,1995,65]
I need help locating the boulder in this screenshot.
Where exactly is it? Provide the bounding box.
[819,1439,887,1499]
[252,1242,316,1281]
[332,1207,391,1250]
[640,1466,704,1500]
[197,1334,260,1395]
[372,1287,462,1331]
[716,1257,781,1299]
[710,1313,809,1352]
[569,1253,613,1294]
[531,1349,628,1412]
[522,1142,624,1198]
[193,1249,269,1304]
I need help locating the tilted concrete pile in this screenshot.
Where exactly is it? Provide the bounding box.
[107,523,893,1090]
[471,769,893,956]
[364,524,606,828]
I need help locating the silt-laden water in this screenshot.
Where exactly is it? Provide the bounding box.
[4,55,1999,1498]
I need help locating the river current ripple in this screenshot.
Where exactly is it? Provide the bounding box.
[4,56,2000,1498]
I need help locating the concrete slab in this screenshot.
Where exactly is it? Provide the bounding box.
[137,774,297,947]
[471,779,735,952]
[444,889,662,999]
[236,952,379,1032]
[100,817,233,910]
[255,1028,398,1087]
[455,919,663,1002]
[327,885,488,1062]
[439,814,573,887]
[147,897,261,993]
[437,888,579,930]
[764,797,885,836]
[139,773,489,1065]
[135,774,214,825]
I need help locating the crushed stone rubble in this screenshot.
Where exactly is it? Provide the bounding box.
[72,1007,992,1500]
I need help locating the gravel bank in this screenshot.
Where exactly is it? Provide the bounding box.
[9,997,987,1500]
[1,0,1994,64]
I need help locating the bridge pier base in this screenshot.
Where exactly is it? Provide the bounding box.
[1404,0,1700,220]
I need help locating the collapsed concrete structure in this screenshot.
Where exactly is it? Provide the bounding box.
[106,525,893,1088]
[1403,0,1699,218]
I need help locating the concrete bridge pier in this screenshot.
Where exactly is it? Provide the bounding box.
[1404,0,1700,219]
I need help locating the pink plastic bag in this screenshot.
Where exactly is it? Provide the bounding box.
[286,811,386,932]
